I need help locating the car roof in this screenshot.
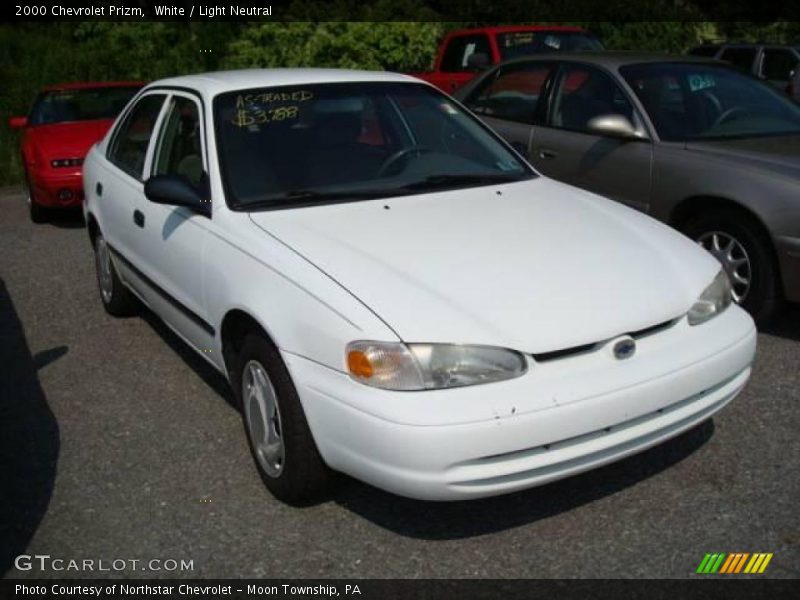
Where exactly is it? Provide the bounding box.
[492,51,721,70]
[42,81,145,92]
[446,25,586,36]
[146,68,420,97]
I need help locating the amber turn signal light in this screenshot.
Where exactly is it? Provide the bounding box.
[347,350,374,379]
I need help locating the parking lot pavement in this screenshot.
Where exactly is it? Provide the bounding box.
[1,186,798,579]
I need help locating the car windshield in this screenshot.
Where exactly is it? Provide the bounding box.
[214,81,534,209]
[620,62,800,142]
[29,86,141,126]
[497,31,603,59]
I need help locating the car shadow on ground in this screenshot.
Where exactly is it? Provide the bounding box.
[138,309,236,408]
[0,278,61,575]
[761,302,800,342]
[42,207,85,229]
[135,300,717,540]
[329,420,714,540]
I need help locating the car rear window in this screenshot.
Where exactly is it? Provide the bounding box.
[497,31,603,59]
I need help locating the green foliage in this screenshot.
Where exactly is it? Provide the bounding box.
[587,22,714,54]
[224,22,443,71]
[2,16,799,186]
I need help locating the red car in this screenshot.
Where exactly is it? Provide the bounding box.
[9,81,143,222]
[408,26,603,94]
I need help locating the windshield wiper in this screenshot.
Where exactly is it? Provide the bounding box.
[234,188,409,211]
[233,173,527,211]
[399,173,525,191]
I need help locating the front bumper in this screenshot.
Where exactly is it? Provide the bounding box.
[284,306,756,501]
[29,167,84,208]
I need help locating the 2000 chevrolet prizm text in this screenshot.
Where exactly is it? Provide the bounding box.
[83,69,757,503]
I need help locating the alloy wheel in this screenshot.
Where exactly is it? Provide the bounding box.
[95,237,114,304]
[242,360,285,478]
[697,230,751,303]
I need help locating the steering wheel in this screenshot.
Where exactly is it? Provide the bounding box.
[377,146,431,177]
[713,106,749,128]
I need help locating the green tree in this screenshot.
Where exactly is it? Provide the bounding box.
[224,22,443,71]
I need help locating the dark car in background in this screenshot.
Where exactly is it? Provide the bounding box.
[456,53,800,323]
[689,43,800,95]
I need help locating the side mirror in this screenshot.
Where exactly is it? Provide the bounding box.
[466,52,490,71]
[8,116,28,129]
[144,174,210,216]
[587,114,643,140]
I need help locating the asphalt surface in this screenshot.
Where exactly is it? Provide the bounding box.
[1,186,798,580]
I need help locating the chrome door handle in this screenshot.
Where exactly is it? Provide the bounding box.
[538,149,558,160]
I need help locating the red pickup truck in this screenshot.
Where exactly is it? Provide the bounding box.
[409,25,603,94]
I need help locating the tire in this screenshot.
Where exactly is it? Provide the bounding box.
[683,208,781,324]
[25,170,48,223]
[233,333,331,504]
[93,232,138,317]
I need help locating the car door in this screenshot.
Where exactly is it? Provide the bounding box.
[461,61,557,156]
[528,62,653,213]
[98,92,167,294]
[138,91,215,354]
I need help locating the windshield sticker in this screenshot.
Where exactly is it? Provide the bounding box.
[688,74,715,92]
[496,159,521,171]
[231,90,314,128]
[543,35,561,50]
[504,32,534,47]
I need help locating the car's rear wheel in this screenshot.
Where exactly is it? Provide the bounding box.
[684,208,781,324]
[93,233,138,316]
[234,333,330,504]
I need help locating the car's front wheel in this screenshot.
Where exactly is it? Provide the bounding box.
[93,233,138,317]
[684,208,781,324]
[234,334,331,504]
[25,170,48,224]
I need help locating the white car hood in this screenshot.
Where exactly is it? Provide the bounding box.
[249,177,720,353]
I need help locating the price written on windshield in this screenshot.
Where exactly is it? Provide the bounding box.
[233,105,299,127]
[232,90,314,128]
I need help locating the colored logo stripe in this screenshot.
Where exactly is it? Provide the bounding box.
[697,553,726,573]
[697,552,773,574]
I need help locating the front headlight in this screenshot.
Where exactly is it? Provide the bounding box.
[346,341,528,391]
[688,270,732,326]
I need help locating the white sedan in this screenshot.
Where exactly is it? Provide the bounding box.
[83,69,756,503]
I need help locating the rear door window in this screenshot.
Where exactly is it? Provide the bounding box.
[108,94,167,180]
[465,63,556,124]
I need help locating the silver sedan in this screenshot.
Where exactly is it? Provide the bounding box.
[456,53,800,323]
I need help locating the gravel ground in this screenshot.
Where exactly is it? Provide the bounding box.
[1,186,798,579]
